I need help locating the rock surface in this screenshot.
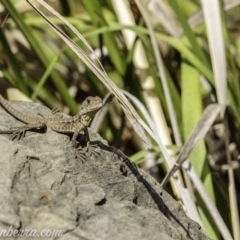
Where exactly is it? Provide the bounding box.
[0,101,211,240]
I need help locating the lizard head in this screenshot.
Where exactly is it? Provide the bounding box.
[79,96,103,126]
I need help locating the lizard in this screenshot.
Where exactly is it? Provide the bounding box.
[0,94,103,157]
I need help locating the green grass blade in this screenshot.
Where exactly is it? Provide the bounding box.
[84,24,215,84]
[169,0,210,67]
[81,0,126,75]
[182,62,218,239]
[0,28,28,94]
[2,0,78,113]
[31,54,60,101]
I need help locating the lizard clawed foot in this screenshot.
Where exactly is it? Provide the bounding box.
[85,142,100,158]
[3,123,46,141]
[9,126,30,140]
[73,141,100,160]
[74,146,86,162]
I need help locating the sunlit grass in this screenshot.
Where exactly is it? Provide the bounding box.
[1,0,240,239]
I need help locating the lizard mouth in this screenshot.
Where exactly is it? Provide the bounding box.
[80,106,102,116]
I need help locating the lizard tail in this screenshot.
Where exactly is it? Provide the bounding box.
[0,94,40,124]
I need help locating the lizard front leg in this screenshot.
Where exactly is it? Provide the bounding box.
[71,131,86,161]
[71,128,91,149]
[84,128,100,157]
[71,131,79,148]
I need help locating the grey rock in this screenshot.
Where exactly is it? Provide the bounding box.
[0,101,211,240]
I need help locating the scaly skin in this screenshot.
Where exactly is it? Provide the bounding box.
[0,94,103,150]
